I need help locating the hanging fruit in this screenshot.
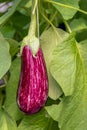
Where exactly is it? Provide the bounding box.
[16,0,48,114]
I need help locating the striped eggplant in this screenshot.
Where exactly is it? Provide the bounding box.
[17,45,48,114]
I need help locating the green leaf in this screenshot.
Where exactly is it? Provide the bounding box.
[0,25,16,38]
[0,0,22,25]
[76,30,87,42]
[10,11,29,38]
[70,18,87,32]
[49,0,79,20]
[18,109,59,130]
[5,58,23,120]
[46,36,87,130]
[0,32,11,79]
[79,0,87,20]
[41,27,69,100]
[7,38,19,58]
[0,108,17,130]
[50,34,77,96]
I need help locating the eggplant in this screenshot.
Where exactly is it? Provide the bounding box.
[17,45,48,114]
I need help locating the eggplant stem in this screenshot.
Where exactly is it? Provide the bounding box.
[28,0,39,37]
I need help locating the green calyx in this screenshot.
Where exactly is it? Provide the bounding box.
[21,36,39,56]
[21,0,39,56]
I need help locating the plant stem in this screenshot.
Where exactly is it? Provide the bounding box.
[64,20,72,33]
[36,0,39,38]
[40,12,62,38]
[40,11,56,30]
[21,0,40,55]
[45,11,58,30]
[28,0,38,37]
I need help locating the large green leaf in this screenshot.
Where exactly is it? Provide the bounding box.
[0,33,11,79]
[46,36,87,130]
[40,27,69,100]
[47,0,79,20]
[50,34,77,96]
[5,58,23,120]
[0,108,17,130]
[18,109,59,130]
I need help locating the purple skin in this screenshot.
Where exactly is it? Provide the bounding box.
[17,45,48,114]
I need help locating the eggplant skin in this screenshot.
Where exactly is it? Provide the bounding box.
[17,45,48,114]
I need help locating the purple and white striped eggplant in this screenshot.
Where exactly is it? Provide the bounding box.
[17,45,48,114]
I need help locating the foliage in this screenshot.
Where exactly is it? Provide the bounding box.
[0,0,87,130]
